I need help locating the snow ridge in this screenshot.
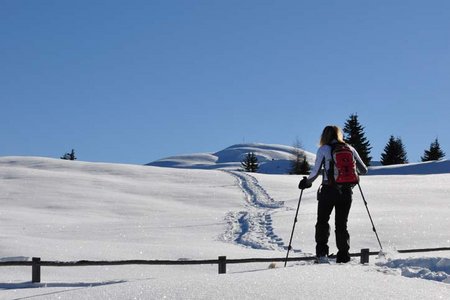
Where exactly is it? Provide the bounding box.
[147,143,316,174]
[377,257,450,283]
[220,171,285,250]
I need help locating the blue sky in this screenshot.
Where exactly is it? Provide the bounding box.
[1,0,449,164]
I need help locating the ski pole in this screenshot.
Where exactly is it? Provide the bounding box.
[284,184,305,267]
[357,183,383,251]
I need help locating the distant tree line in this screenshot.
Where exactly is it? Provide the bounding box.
[340,113,445,166]
[241,113,446,174]
[288,113,445,171]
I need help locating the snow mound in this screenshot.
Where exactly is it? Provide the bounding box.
[148,143,450,175]
[368,160,450,175]
[147,143,315,174]
[377,257,450,283]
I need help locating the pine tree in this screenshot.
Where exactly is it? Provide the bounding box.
[290,139,311,175]
[241,152,259,172]
[380,136,408,165]
[421,138,445,161]
[299,156,311,175]
[61,149,77,161]
[290,151,311,175]
[343,113,372,166]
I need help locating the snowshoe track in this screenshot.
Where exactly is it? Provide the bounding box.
[226,171,283,209]
[220,171,285,250]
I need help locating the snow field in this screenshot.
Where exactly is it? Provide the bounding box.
[0,157,248,261]
[0,156,449,299]
[253,173,450,253]
[148,143,316,174]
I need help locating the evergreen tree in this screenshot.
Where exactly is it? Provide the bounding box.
[380,136,408,165]
[290,139,311,175]
[241,152,259,172]
[61,149,77,161]
[421,138,445,161]
[290,152,311,175]
[298,156,311,175]
[343,113,372,165]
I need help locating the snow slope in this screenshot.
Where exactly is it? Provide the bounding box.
[1,156,450,299]
[148,143,450,176]
[147,143,316,174]
[368,160,450,175]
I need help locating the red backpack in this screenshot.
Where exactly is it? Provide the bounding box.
[328,143,359,186]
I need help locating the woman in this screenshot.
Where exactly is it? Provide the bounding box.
[298,125,368,263]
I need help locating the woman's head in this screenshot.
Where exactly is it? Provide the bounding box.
[320,125,344,146]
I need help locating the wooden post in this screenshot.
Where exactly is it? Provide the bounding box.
[218,256,226,274]
[32,257,41,283]
[360,249,370,264]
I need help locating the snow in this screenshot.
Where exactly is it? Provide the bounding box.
[147,143,316,174]
[148,142,450,176]
[368,159,450,175]
[377,257,450,283]
[1,156,450,299]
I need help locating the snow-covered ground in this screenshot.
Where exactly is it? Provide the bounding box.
[0,156,449,299]
[147,143,316,174]
[148,142,450,176]
[368,159,450,175]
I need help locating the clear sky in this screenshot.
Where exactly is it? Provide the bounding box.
[1,0,449,164]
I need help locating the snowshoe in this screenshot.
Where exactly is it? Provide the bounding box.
[314,256,330,264]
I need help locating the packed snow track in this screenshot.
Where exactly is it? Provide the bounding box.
[220,171,286,250]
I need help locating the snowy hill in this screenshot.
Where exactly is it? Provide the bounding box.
[148,143,450,176]
[147,143,316,174]
[1,156,449,299]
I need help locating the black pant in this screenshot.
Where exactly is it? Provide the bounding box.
[315,185,352,259]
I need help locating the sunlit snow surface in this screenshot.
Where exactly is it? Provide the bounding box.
[148,143,450,175]
[0,156,449,299]
[147,143,316,174]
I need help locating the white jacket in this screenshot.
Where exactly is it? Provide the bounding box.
[307,143,368,184]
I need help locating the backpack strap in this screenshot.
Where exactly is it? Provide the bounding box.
[327,143,337,186]
[319,156,325,177]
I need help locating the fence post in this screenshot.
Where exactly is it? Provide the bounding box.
[360,249,370,264]
[32,257,41,283]
[218,256,227,274]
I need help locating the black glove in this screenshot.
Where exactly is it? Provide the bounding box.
[298,177,312,190]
